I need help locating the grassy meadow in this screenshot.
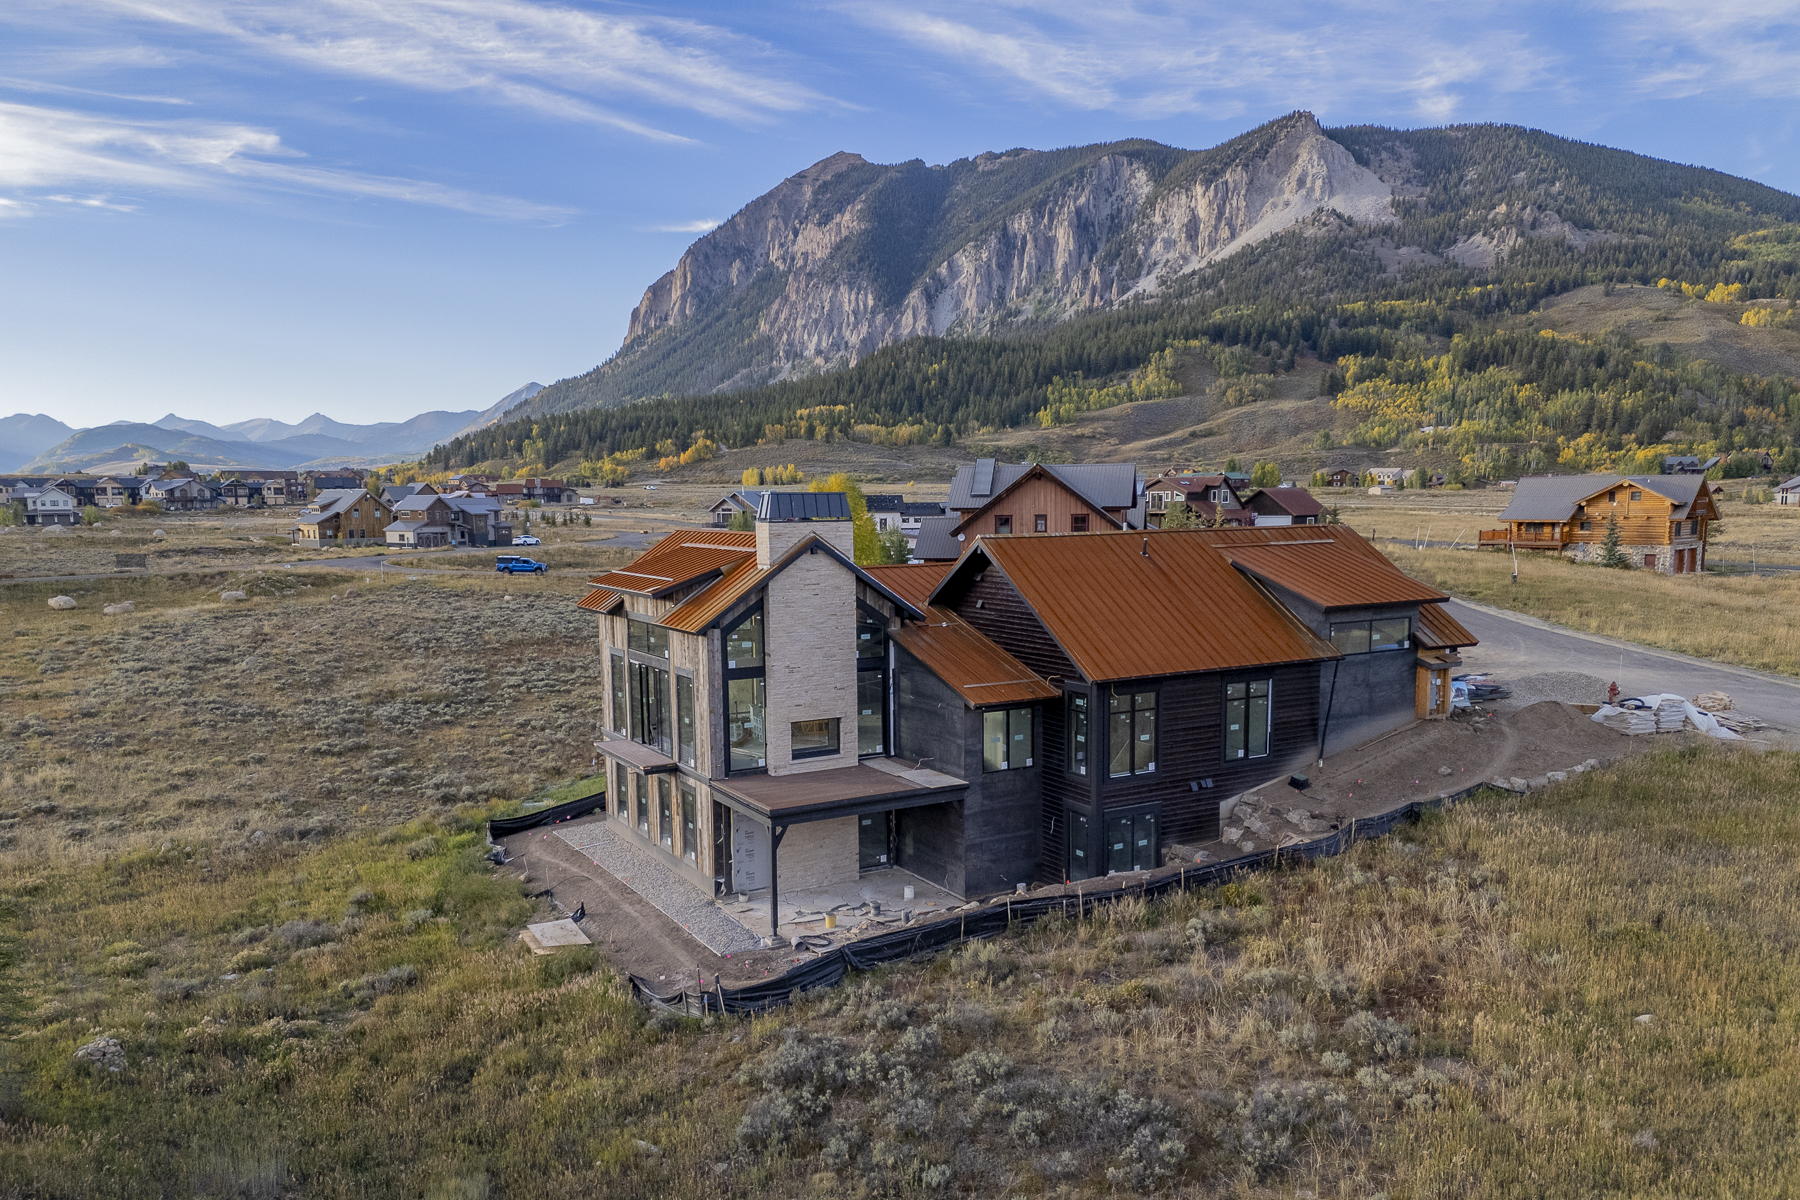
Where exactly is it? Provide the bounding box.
[0,744,1795,1196]
[1387,545,1800,676]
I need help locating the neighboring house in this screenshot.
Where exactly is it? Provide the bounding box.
[516,477,578,503]
[1323,469,1358,488]
[1369,467,1408,486]
[20,484,80,525]
[244,471,302,505]
[1244,486,1326,526]
[1664,456,1703,474]
[143,476,216,511]
[91,477,141,508]
[293,489,394,546]
[1143,472,1254,527]
[898,501,948,550]
[304,473,362,497]
[1776,476,1800,506]
[710,490,765,526]
[911,516,964,562]
[1478,474,1717,574]
[947,459,1146,535]
[580,511,1475,936]
[864,494,904,534]
[386,492,510,548]
[218,478,266,508]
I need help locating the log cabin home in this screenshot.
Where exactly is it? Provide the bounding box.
[385,492,509,548]
[581,500,1474,942]
[1478,474,1716,574]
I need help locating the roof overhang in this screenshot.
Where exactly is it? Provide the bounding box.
[710,759,966,826]
[596,737,678,774]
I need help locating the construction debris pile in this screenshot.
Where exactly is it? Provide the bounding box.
[1693,691,1768,735]
[1591,692,1751,740]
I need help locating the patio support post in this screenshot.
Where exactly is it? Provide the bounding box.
[769,822,788,946]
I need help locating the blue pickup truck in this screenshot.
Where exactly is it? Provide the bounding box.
[494,555,548,575]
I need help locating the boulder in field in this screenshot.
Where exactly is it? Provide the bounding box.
[220,591,248,602]
[103,601,135,615]
[48,596,76,610]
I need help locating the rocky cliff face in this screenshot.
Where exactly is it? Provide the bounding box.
[619,112,1394,394]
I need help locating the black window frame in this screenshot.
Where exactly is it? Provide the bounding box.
[723,604,767,774]
[982,706,1035,772]
[1329,616,1410,655]
[1107,686,1158,778]
[855,601,888,758]
[1066,692,1089,776]
[1224,678,1272,761]
[608,650,627,735]
[791,717,841,760]
[676,672,696,767]
[680,781,698,865]
[1069,513,1089,533]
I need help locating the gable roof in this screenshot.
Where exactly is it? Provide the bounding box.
[949,460,1141,513]
[1779,476,1800,492]
[950,462,1136,534]
[1201,526,1445,609]
[862,563,954,612]
[891,607,1061,708]
[1498,474,1710,522]
[941,530,1337,682]
[1245,487,1326,518]
[710,489,764,514]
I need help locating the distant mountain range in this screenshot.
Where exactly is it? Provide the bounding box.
[0,383,542,475]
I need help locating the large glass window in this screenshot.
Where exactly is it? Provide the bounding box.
[725,610,763,668]
[1108,688,1157,777]
[1331,617,1409,654]
[657,776,673,850]
[614,762,628,818]
[1068,809,1091,882]
[628,619,668,658]
[681,783,698,865]
[1225,679,1272,760]
[982,707,1034,771]
[858,670,884,756]
[856,609,886,659]
[791,718,840,760]
[609,652,627,734]
[630,662,671,754]
[727,676,766,770]
[676,674,696,767]
[634,773,649,837]
[1067,694,1088,775]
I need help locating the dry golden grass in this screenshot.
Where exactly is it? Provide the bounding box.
[1389,545,1800,676]
[3,745,1796,1197]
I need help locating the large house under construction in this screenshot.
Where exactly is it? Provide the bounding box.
[580,492,1475,928]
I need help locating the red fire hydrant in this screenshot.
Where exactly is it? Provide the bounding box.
[1607,681,1620,704]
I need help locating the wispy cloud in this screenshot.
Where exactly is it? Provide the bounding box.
[835,1,1554,122]
[0,100,570,219]
[46,193,140,211]
[643,218,721,233]
[72,0,828,142]
[1602,0,1800,98]
[0,74,192,105]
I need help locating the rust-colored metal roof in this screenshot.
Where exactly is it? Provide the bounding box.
[662,558,770,633]
[863,563,953,612]
[960,530,1338,682]
[577,587,622,613]
[585,529,755,598]
[892,607,1062,707]
[1415,601,1478,649]
[1200,526,1447,609]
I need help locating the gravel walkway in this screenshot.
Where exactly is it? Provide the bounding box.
[556,822,760,956]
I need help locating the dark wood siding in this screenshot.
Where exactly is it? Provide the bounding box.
[1099,661,1321,848]
[942,564,1079,683]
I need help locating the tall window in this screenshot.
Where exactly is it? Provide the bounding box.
[728,677,766,770]
[676,674,696,767]
[681,783,698,865]
[983,707,1034,772]
[634,772,649,837]
[657,776,673,850]
[609,651,627,734]
[1068,809,1091,882]
[614,762,628,818]
[1108,687,1157,777]
[1224,679,1271,760]
[857,605,886,756]
[725,607,766,771]
[1034,514,1047,532]
[630,661,671,754]
[1067,694,1088,775]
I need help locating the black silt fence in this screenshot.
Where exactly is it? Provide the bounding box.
[630,784,1494,1016]
[487,791,605,839]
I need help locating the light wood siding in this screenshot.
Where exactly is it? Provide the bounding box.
[957,477,1119,535]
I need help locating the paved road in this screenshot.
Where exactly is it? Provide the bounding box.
[1450,599,1800,728]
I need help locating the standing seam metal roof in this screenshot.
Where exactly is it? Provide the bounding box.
[948,461,1140,512]
[955,531,1339,683]
[891,607,1061,707]
[1201,526,1447,608]
[862,563,954,612]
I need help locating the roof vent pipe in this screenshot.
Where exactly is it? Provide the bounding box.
[1141,536,1149,557]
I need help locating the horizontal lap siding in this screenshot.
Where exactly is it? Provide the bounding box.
[950,570,1079,684]
[1102,662,1321,848]
[1037,695,1080,883]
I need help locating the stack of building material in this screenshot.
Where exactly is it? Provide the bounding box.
[1693,691,1734,713]
[1713,710,1767,734]
[1596,706,1658,735]
[1656,698,1688,732]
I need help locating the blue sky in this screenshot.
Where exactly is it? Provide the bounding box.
[3,0,1799,429]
